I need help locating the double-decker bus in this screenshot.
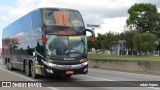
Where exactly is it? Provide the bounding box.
[2,8,95,78]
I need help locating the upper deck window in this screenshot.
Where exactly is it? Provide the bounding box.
[42,9,84,27]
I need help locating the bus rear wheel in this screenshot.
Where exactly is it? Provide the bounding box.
[6,62,9,70]
[6,60,13,71]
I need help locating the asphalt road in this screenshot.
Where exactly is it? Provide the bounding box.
[0,58,160,90]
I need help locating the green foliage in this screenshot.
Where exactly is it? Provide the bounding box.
[124,30,136,50]
[133,32,156,55]
[127,3,157,25]
[136,12,160,34]
[119,32,125,40]
[127,3,160,35]
[97,33,105,49]
[132,33,144,53]
[101,32,119,50]
[88,54,160,61]
[125,3,160,55]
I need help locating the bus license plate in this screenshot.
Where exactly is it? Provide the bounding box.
[66,70,74,74]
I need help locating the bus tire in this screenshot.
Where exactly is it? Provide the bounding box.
[6,59,13,71]
[8,60,13,71]
[6,62,9,70]
[25,61,31,76]
[31,62,38,79]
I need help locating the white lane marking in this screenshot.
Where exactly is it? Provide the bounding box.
[148,87,160,90]
[90,68,160,78]
[80,75,113,81]
[81,75,160,90]
[0,68,59,90]
[0,62,159,90]
[0,68,34,81]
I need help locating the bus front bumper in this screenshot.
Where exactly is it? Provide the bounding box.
[41,60,88,75]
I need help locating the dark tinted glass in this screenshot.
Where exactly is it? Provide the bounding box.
[42,9,84,27]
[46,35,86,57]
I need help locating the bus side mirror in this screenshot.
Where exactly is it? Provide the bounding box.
[85,29,95,43]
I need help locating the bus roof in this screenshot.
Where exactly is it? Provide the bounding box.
[3,7,79,30]
[32,7,79,13]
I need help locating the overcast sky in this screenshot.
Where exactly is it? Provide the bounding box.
[0,0,160,48]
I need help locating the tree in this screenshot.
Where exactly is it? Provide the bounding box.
[97,33,105,49]
[127,3,160,34]
[124,30,135,50]
[133,32,156,55]
[101,32,119,50]
[123,30,136,55]
[119,32,125,40]
[137,11,160,35]
[132,33,142,55]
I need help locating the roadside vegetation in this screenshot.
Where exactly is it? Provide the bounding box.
[88,3,160,56]
[88,54,160,61]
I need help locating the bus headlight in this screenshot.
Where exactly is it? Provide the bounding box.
[81,61,88,66]
[41,59,57,67]
[80,58,89,63]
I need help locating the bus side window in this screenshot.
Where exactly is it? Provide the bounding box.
[45,11,55,25]
[31,10,42,29]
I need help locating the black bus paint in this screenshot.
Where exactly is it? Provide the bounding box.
[2,8,95,78]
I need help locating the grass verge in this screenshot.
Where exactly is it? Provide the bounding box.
[88,54,160,61]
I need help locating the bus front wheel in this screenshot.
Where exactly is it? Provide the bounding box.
[25,62,31,76]
[31,62,38,79]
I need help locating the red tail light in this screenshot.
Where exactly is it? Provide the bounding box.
[42,35,47,43]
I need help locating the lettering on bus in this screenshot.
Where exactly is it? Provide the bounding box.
[58,30,76,35]
[54,11,71,26]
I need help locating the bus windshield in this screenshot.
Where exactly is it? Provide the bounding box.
[46,35,86,58]
[42,9,84,27]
